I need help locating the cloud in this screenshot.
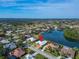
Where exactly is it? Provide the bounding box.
[0,0,71,6]
[0,0,79,18]
[0,0,15,2]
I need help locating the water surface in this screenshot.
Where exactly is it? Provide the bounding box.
[43,30,79,48]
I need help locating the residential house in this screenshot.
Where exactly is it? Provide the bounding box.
[60,46,75,59]
[27,37,36,42]
[46,42,59,49]
[25,54,34,59]
[0,39,10,44]
[35,40,47,48]
[10,48,25,57]
[4,42,16,50]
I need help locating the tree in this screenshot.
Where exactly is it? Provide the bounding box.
[0,44,4,56]
[75,53,79,59]
[64,28,79,41]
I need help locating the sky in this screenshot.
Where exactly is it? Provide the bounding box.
[0,0,79,18]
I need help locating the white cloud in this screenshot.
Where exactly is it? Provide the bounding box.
[0,0,79,18]
[0,0,15,2]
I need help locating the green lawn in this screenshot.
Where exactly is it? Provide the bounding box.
[0,56,5,59]
[25,48,35,54]
[45,47,60,57]
[75,53,79,59]
[35,54,48,59]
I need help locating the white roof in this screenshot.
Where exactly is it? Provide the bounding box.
[23,41,27,43]
[27,37,36,41]
[25,54,34,59]
[63,46,70,49]
[36,40,47,46]
[57,56,62,59]
[65,57,72,59]
[0,40,10,44]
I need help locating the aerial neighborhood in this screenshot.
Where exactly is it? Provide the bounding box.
[0,20,79,59]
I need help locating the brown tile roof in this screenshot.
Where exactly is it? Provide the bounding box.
[10,48,25,57]
[61,47,75,58]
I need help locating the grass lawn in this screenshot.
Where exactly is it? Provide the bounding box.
[75,53,79,59]
[45,47,60,57]
[35,54,48,59]
[24,48,35,54]
[0,56,5,59]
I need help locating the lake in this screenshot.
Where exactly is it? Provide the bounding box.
[43,30,79,48]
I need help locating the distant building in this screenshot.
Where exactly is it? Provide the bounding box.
[24,34,31,39]
[0,37,4,41]
[5,30,12,36]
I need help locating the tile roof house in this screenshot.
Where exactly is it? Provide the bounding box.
[60,46,75,58]
[46,42,59,49]
[10,48,25,57]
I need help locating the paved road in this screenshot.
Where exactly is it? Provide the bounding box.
[29,46,58,59]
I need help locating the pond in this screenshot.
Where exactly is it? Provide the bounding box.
[43,30,79,48]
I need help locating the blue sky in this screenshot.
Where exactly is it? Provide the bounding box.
[0,0,79,18]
